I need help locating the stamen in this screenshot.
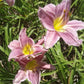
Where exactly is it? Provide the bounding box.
[53,16,65,32]
[53,9,71,32]
[64,9,66,13]
[23,43,34,55]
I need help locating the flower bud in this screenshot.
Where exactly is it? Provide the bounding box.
[6,0,15,6]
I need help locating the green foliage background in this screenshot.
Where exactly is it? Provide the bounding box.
[0,0,84,84]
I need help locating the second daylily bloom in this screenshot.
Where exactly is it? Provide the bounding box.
[8,28,46,61]
[12,51,55,84]
[38,0,84,49]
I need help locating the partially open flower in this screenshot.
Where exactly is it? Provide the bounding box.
[38,0,84,49]
[8,28,46,61]
[6,0,15,6]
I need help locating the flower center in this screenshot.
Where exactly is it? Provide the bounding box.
[23,43,34,55]
[53,10,70,32]
[53,17,65,32]
[25,59,39,71]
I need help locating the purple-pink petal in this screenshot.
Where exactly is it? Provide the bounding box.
[58,28,82,46]
[19,28,34,47]
[40,62,55,70]
[27,70,41,84]
[35,51,46,62]
[33,45,46,55]
[44,30,60,49]
[13,70,27,84]
[15,57,30,68]
[43,4,56,18]
[8,48,23,61]
[66,20,84,31]
[55,1,65,18]
[8,40,20,50]
[36,38,44,45]
[61,0,71,13]
[38,8,55,31]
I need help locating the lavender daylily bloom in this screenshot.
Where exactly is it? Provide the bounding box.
[6,0,15,6]
[38,0,84,49]
[8,28,46,61]
[13,52,55,84]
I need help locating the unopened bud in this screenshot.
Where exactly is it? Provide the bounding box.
[6,0,15,6]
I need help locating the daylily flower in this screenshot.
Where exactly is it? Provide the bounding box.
[13,52,55,84]
[8,28,46,61]
[38,0,84,49]
[6,0,15,6]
